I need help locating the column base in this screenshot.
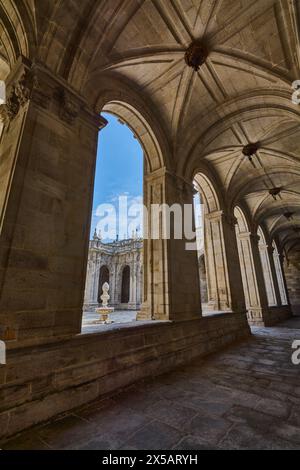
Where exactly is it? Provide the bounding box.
[136,303,153,321]
[247,307,269,326]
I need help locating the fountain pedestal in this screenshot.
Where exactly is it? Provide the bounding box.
[95,307,114,324]
[93,282,114,324]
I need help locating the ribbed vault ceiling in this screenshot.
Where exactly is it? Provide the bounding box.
[1,0,300,253]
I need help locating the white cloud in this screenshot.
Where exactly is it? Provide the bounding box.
[93,194,143,240]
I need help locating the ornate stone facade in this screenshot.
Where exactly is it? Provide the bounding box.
[84,235,143,311]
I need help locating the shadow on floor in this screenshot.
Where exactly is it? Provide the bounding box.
[1,317,300,450]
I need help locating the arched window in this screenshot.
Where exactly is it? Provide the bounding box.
[98,266,110,303]
[121,266,130,304]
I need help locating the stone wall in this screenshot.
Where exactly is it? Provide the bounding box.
[284,248,300,315]
[264,306,292,326]
[0,313,250,440]
[199,254,208,304]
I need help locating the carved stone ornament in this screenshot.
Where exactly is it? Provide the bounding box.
[185,40,208,72]
[0,69,37,123]
[14,70,37,106]
[242,142,260,160]
[59,89,80,124]
[0,89,20,122]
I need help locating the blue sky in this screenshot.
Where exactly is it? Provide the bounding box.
[90,112,202,243]
[90,113,144,240]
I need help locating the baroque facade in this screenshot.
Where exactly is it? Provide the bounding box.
[84,234,143,311]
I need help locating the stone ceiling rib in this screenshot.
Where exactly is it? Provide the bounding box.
[17,0,300,252]
[153,0,193,45]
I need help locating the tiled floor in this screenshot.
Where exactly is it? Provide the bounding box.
[2,317,300,450]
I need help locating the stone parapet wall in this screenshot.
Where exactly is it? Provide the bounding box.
[0,313,250,440]
[264,306,292,327]
[247,306,292,327]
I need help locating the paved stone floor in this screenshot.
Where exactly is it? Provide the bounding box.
[2,317,300,450]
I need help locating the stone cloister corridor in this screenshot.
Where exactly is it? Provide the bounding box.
[1,0,300,452]
[1,316,300,450]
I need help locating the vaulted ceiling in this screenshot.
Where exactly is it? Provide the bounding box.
[1,0,300,253]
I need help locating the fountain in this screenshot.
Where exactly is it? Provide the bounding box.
[95,282,114,324]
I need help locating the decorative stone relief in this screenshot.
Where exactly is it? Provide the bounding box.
[185,40,208,72]
[0,69,37,123]
[58,89,80,125]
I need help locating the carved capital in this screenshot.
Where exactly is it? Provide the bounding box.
[205,210,237,228]
[14,69,37,106]
[205,210,224,222]
[0,90,20,123]
[58,89,81,125]
[0,68,37,123]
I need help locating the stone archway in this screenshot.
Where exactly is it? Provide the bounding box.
[194,171,245,314]
[257,226,277,307]
[121,265,130,305]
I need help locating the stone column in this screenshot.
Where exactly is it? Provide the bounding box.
[83,259,93,310]
[268,246,283,307]
[204,211,246,313]
[131,257,138,309]
[137,265,142,308]
[128,261,136,309]
[236,232,269,324]
[279,253,290,306]
[109,262,117,308]
[0,57,106,345]
[137,168,201,321]
[258,242,277,306]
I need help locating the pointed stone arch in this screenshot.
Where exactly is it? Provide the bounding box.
[194,170,245,313]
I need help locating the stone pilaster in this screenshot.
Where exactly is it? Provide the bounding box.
[0,57,106,346]
[236,232,269,325]
[128,256,138,309]
[204,211,246,313]
[258,242,277,307]
[110,263,117,307]
[279,253,290,306]
[267,246,282,307]
[138,168,202,321]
